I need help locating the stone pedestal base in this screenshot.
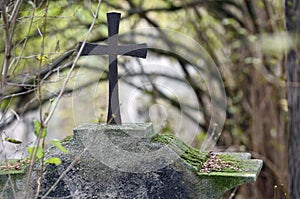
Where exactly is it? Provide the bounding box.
[0,123,263,199]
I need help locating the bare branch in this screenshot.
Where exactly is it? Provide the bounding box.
[43,0,102,126]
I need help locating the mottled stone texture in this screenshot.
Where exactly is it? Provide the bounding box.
[38,123,201,198]
[1,123,263,198]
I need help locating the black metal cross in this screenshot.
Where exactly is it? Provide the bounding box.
[79,12,147,125]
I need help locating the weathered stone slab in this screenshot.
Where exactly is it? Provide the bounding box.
[37,123,262,198]
[0,123,263,199]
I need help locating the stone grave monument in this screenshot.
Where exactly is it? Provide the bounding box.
[0,12,263,199]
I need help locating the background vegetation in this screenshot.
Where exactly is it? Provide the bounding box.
[0,0,294,198]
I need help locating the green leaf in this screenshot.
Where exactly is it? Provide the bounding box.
[4,137,22,144]
[27,146,44,159]
[33,120,40,136]
[45,157,62,166]
[1,99,10,111]
[33,120,47,138]
[50,139,69,154]
[42,128,47,138]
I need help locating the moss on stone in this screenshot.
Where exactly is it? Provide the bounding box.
[61,135,74,143]
[151,134,245,176]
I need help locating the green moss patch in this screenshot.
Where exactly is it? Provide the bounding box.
[151,134,246,176]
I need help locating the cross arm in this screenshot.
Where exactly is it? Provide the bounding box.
[78,42,147,58]
[117,43,147,58]
[78,42,110,56]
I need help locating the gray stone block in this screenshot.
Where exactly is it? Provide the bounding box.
[1,123,263,199]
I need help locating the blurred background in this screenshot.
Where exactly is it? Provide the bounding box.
[0,0,291,198]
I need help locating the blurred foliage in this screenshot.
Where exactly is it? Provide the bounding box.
[0,0,290,198]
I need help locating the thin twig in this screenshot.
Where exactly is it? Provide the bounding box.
[41,146,90,198]
[0,1,11,106]
[43,0,102,125]
[10,2,37,75]
[0,0,23,126]
[23,1,50,197]
[228,187,239,199]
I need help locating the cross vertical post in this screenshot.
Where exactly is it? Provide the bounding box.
[107,13,121,125]
[78,12,147,125]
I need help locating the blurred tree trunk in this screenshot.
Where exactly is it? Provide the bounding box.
[285,0,300,198]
